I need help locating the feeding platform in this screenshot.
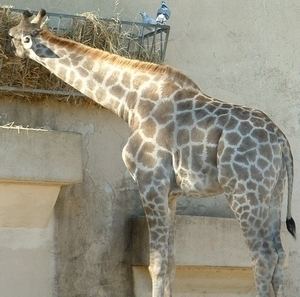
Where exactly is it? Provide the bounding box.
[0,8,170,98]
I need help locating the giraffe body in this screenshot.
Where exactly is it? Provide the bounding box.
[9,10,296,297]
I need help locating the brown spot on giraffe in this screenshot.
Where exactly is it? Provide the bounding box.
[106,72,119,86]
[93,72,105,83]
[141,117,157,138]
[87,79,95,90]
[110,85,126,98]
[207,127,222,143]
[137,99,155,118]
[133,75,149,89]
[152,101,174,124]
[226,132,242,145]
[121,71,132,88]
[177,129,190,146]
[176,112,193,126]
[82,59,94,71]
[161,82,179,98]
[191,127,205,142]
[156,122,175,148]
[142,83,159,101]
[177,100,193,111]
[174,89,198,101]
[59,57,71,66]
[126,91,138,109]
[77,66,89,77]
[74,79,83,90]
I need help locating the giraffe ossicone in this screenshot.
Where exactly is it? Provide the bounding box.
[9,9,296,297]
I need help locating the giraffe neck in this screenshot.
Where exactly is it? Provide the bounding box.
[29,30,201,128]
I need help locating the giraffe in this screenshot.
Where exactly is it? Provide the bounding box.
[9,9,296,297]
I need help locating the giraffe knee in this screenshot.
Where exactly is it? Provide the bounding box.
[253,249,278,277]
[276,249,286,266]
[149,262,168,281]
[149,251,167,279]
[272,235,286,264]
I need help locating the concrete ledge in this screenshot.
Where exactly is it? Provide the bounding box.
[131,216,289,297]
[0,126,82,184]
[0,183,60,228]
[0,127,83,227]
[131,216,289,267]
[133,266,256,297]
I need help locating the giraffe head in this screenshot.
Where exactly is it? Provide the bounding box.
[9,9,47,59]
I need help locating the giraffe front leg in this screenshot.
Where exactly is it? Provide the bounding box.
[140,184,171,297]
[122,133,174,297]
[148,220,169,297]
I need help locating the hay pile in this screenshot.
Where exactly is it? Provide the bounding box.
[0,8,158,102]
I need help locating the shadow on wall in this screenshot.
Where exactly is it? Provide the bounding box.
[126,185,234,218]
[113,175,234,219]
[177,194,234,218]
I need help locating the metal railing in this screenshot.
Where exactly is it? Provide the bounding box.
[0,8,170,97]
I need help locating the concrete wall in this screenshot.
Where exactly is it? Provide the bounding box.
[1,0,300,296]
[0,217,55,297]
[0,126,82,297]
[0,98,139,297]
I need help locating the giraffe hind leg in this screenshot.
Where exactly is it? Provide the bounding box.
[270,166,287,297]
[271,225,285,297]
[225,191,278,297]
[164,194,177,297]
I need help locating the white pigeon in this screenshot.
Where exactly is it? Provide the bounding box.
[156,1,171,24]
[156,14,167,25]
[140,12,157,25]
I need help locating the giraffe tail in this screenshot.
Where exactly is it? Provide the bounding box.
[280,132,296,239]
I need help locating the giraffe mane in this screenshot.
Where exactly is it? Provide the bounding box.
[40,30,200,89]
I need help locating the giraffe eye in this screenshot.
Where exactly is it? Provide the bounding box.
[22,35,33,49]
[23,36,30,43]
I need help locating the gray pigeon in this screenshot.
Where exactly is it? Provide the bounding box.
[140,12,157,25]
[156,1,171,24]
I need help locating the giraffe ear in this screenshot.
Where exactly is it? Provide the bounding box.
[23,10,33,19]
[31,9,47,27]
[20,10,33,26]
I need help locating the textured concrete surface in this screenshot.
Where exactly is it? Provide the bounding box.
[0,98,139,297]
[131,216,252,267]
[131,216,288,297]
[0,183,60,228]
[0,216,55,297]
[0,127,82,228]
[0,127,82,184]
[133,266,255,297]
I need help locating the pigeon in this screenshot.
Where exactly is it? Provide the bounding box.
[140,12,157,25]
[156,1,171,24]
[156,14,167,25]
